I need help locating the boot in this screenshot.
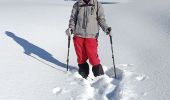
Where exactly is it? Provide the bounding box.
[92,64,104,77]
[78,62,89,79]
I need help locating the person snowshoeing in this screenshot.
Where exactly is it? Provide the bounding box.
[66,0,111,78]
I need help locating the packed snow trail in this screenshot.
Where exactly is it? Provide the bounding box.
[52,64,148,100]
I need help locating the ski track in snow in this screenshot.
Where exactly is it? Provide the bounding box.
[52,64,149,100]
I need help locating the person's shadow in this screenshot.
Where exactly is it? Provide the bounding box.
[5,31,77,72]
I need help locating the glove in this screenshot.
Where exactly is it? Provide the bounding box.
[106,27,112,35]
[65,28,73,36]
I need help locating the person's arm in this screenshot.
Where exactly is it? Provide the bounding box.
[97,2,109,33]
[69,2,78,32]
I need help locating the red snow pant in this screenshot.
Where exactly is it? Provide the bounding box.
[73,36,100,66]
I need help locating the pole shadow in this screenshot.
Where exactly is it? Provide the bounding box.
[5,31,77,72]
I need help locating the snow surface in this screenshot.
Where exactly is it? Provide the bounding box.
[0,0,170,100]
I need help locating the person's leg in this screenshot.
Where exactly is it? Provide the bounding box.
[85,38,104,77]
[73,36,89,78]
[73,36,88,64]
[85,38,100,66]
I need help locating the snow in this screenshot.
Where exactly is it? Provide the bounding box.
[0,0,170,100]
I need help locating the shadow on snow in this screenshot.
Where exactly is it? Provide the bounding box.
[5,31,77,72]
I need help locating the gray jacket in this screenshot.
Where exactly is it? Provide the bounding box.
[69,0,109,38]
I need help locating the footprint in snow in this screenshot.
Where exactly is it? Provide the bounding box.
[91,75,116,99]
[135,74,148,81]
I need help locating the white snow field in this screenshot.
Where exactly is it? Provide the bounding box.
[0,0,170,100]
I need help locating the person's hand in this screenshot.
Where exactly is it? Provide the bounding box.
[106,27,112,35]
[65,28,73,36]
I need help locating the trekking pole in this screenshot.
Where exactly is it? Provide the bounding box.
[66,31,72,71]
[109,32,117,78]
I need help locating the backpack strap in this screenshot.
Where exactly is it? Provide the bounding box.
[95,0,99,38]
[96,1,99,20]
[80,4,94,7]
[75,2,79,27]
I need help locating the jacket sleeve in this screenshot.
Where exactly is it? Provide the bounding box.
[97,2,109,33]
[69,2,78,31]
